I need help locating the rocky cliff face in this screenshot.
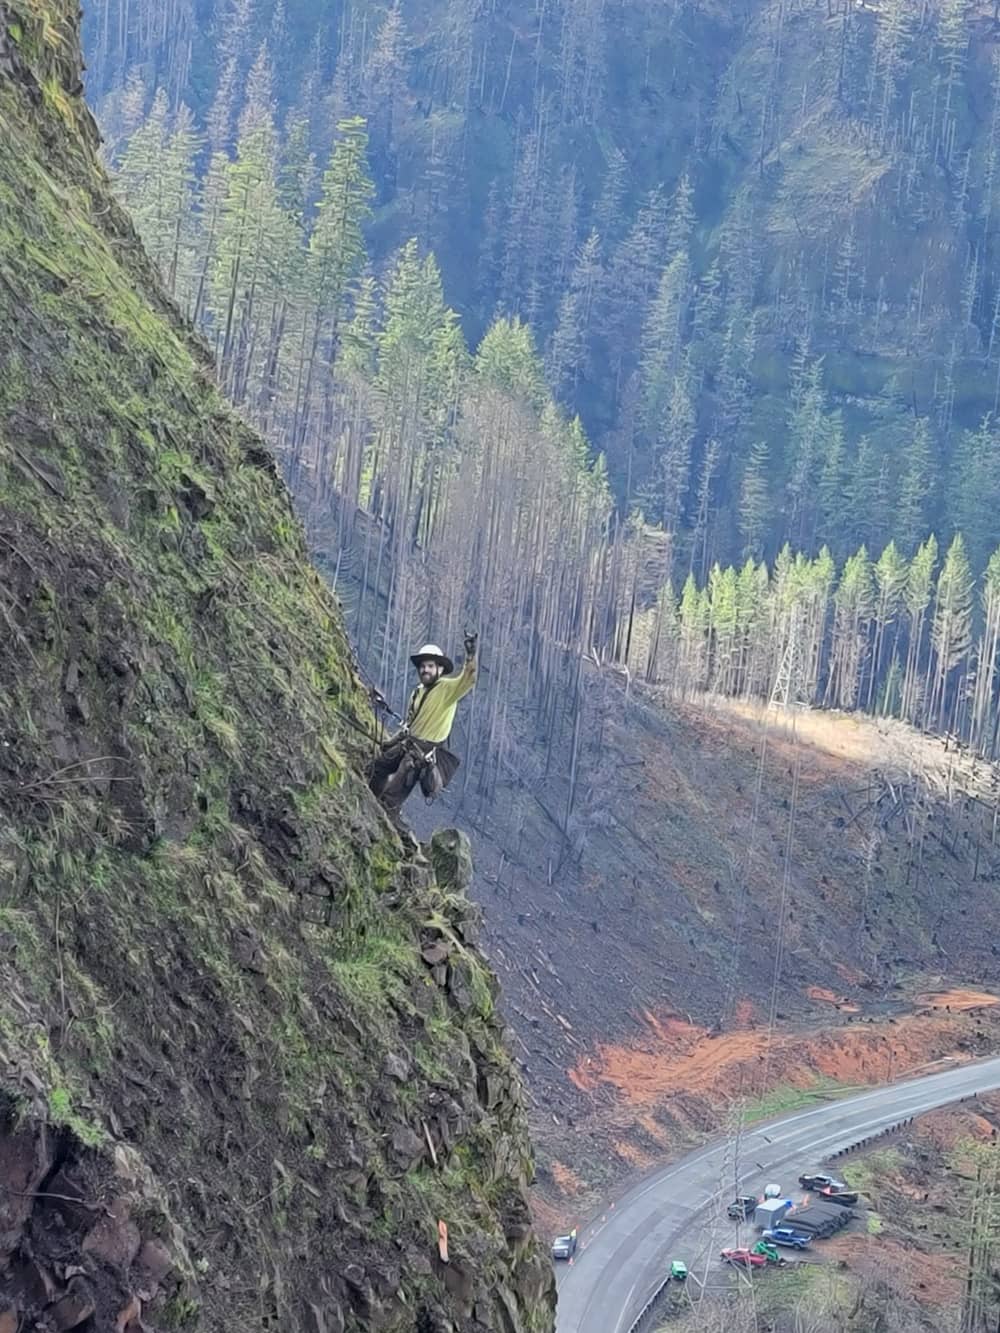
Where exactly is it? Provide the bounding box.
[0,4,554,1329]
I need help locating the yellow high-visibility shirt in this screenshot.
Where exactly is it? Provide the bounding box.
[406,659,477,744]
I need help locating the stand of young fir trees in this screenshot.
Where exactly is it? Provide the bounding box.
[622,527,1000,751]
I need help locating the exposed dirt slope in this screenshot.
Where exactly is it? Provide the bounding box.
[0,5,553,1331]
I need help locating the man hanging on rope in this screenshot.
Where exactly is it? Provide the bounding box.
[369,632,478,816]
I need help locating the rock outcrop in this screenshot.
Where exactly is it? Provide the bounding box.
[0,3,555,1329]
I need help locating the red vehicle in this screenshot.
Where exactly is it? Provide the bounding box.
[721,1248,768,1269]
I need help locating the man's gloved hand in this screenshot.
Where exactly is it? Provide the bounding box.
[464,630,478,658]
[369,685,390,712]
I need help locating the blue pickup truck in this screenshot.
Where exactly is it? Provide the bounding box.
[762,1227,812,1250]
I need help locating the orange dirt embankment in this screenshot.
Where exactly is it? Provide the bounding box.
[568,1006,997,1109]
[806,985,860,1012]
[915,989,1000,1012]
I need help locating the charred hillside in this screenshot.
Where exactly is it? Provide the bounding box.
[0,4,553,1331]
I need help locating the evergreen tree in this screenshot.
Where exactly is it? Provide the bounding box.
[364,3,410,174]
[902,534,938,723]
[658,360,695,542]
[713,304,757,443]
[498,129,547,322]
[690,261,723,377]
[192,150,229,327]
[930,534,974,729]
[804,548,836,700]
[278,116,316,226]
[291,116,374,450]
[550,165,580,293]
[340,275,379,378]
[115,87,170,249]
[239,43,276,136]
[593,146,629,249]
[937,0,972,139]
[846,435,890,556]
[602,186,671,388]
[162,104,202,306]
[112,68,146,156]
[826,546,874,709]
[372,242,465,546]
[547,230,603,403]
[735,556,769,696]
[868,540,909,711]
[646,579,678,683]
[639,250,691,433]
[309,118,374,329]
[739,442,770,561]
[972,545,1000,751]
[817,409,848,553]
[666,173,696,264]
[897,418,935,554]
[678,573,708,694]
[869,0,915,148]
[708,562,739,694]
[475,318,547,406]
[785,356,826,547]
[690,438,721,580]
[209,112,296,401]
[951,416,1000,576]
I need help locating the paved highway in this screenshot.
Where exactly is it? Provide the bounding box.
[555,1055,1000,1333]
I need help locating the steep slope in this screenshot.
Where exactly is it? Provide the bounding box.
[395,674,1000,1222]
[0,4,553,1331]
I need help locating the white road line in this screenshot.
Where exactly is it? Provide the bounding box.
[612,1279,638,1333]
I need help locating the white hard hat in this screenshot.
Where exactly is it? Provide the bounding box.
[411,643,454,674]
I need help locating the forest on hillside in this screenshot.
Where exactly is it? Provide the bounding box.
[81,0,1000,787]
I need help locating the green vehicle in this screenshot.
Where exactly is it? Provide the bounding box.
[752,1240,781,1264]
[670,1259,688,1281]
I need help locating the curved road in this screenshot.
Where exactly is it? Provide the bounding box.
[555,1055,1000,1333]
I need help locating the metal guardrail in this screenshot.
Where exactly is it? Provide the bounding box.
[626,1272,673,1333]
[623,1105,979,1333]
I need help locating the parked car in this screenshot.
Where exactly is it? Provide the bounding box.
[818,1187,859,1206]
[752,1240,782,1263]
[551,1230,578,1261]
[727,1196,758,1220]
[722,1247,768,1269]
[798,1173,847,1192]
[763,1227,812,1250]
[670,1259,688,1280]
